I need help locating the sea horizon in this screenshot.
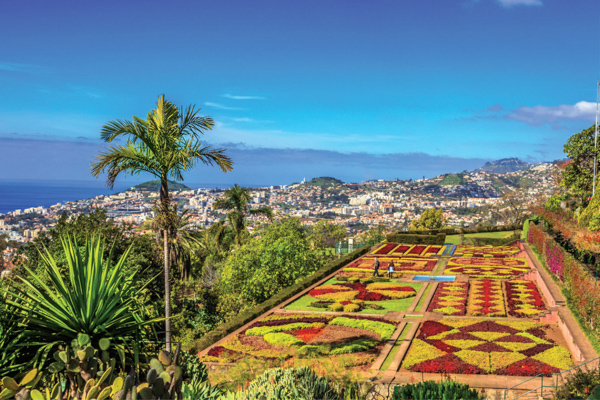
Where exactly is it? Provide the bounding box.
[0,179,269,215]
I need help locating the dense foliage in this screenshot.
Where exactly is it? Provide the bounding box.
[217,218,322,319]
[393,380,483,400]
[561,125,600,201]
[409,208,447,230]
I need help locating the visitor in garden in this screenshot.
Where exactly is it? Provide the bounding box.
[388,260,395,278]
[373,257,380,277]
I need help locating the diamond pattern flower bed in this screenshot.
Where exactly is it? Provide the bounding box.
[402,319,573,376]
[453,245,520,258]
[444,257,530,279]
[467,279,506,317]
[309,281,417,302]
[427,282,469,315]
[505,280,547,317]
[369,243,444,257]
[200,313,397,363]
[342,256,438,277]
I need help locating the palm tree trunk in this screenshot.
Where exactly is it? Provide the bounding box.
[164,228,171,353]
[160,178,172,353]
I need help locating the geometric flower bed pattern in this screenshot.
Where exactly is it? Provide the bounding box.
[341,257,438,277]
[506,280,547,318]
[370,243,445,257]
[427,282,469,316]
[309,282,417,302]
[467,279,506,317]
[452,245,520,258]
[200,313,398,363]
[402,319,573,376]
[445,257,530,279]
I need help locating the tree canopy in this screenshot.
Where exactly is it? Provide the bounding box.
[410,208,447,230]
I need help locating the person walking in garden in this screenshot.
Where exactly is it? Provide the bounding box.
[388,260,395,279]
[373,257,380,277]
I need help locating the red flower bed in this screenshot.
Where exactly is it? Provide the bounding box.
[469,342,511,353]
[424,245,442,255]
[505,280,547,317]
[520,344,554,357]
[374,244,396,255]
[309,288,349,297]
[355,291,385,301]
[392,245,412,254]
[208,346,226,357]
[411,354,485,375]
[427,282,468,316]
[417,321,453,339]
[461,321,518,334]
[495,358,560,377]
[407,245,427,255]
[291,327,323,342]
[425,339,460,353]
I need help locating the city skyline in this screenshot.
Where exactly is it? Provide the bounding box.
[1,0,599,186]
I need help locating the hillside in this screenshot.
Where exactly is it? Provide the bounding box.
[303,177,344,187]
[439,173,467,186]
[126,180,192,192]
[476,158,529,174]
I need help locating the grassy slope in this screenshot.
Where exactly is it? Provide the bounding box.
[445,230,515,245]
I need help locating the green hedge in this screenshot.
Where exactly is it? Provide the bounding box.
[385,232,446,245]
[463,233,521,246]
[394,224,523,236]
[191,246,371,353]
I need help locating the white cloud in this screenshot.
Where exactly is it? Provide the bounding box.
[0,62,51,74]
[506,101,596,126]
[497,0,542,7]
[203,102,244,111]
[221,94,265,100]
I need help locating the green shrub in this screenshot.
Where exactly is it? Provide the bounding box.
[342,304,360,313]
[464,233,520,246]
[579,191,600,228]
[329,338,379,355]
[347,276,361,283]
[263,332,304,347]
[545,194,563,212]
[229,367,340,400]
[385,233,445,245]
[309,301,330,308]
[393,380,483,400]
[330,317,395,340]
[589,212,600,232]
[297,344,329,357]
[328,303,344,312]
[552,367,600,400]
[365,304,384,310]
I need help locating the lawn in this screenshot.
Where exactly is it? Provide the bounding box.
[284,278,423,314]
[445,230,519,245]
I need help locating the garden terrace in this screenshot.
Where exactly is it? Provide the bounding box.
[369,243,447,257]
[452,244,520,258]
[340,256,439,277]
[444,257,530,279]
[198,239,596,395]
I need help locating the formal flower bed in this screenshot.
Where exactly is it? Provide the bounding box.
[453,245,520,258]
[505,280,547,317]
[467,279,506,317]
[427,282,469,315]
[200,313,397,363]
[369,243,444,257]
[445,257,530,279]
[402,319,573,376]
[342,256,438,277]
[308,281,417,302]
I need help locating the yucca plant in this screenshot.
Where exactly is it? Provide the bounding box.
[5,235,162,366]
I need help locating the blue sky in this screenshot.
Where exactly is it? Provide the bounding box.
[1,0,600,187]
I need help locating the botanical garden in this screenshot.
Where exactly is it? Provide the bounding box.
[1,99,600,400]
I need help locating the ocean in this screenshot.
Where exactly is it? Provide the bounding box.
[0,180,264,214]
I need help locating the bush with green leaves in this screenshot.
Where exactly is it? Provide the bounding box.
[330,317,395,341]
[223,367,340,400]
[545,194,564,212]
[579,192,600,228]
[393,380,483,400]
[553,367,600,400]
[4,235,161,367]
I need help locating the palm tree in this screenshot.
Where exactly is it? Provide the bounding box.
[213,184,272,245]
[91,94,233,352]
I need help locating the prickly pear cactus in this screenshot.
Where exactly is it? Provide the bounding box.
[136,350,182,400]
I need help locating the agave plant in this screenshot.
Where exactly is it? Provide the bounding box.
[5,235,162,366]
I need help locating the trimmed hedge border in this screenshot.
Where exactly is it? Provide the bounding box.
[463,233,521,246]
[191,246,371,353]
[385,233,446,245]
